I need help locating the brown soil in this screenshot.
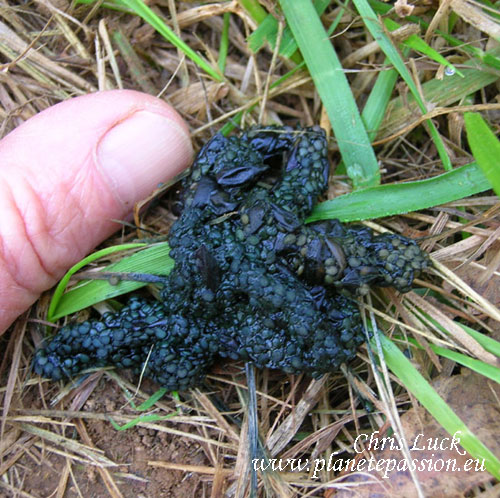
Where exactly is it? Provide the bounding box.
[7,375,214,497]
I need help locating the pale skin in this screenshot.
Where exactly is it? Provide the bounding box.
[0,90,193,333]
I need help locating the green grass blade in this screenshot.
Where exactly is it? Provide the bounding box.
[79,0,223,80]
[460,324,500,357]
[334,54,401,176]
[219,111,244,136]
[49,243,173,321]
[352,0,452,171]
[352,15,407,161]
[362,62,400,141]
[308,161,490,222]
[47,243,146,322]
[376,334,500,479]
[248,14,302,60]
[415,311,500,358]
[218,12,230,74]
[401,34,463,77]
[248,0,330,60]
[370,0,500,70]
[379,65,499,141]
[247,12,276,53]
[136,388,168,410]
[110,410,179,431]
[404,338,500,384]
[383,18,463,77]
[117,0,223,82]
[238,0,268,23]
[428,346,500,383]
[410,309,500,359]
[325,0,350,36]
[480,50,500,70]
[279,0,380,188]
[464,112,500,197]
[109,387,178,430]
[76,0,132,12]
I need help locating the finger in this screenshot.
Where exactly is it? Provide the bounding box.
[0,89,193,333]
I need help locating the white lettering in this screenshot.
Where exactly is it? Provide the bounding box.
[450,431,466,455]
[353,433,367,453]
[411,433,425,450]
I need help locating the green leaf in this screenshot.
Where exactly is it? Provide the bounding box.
[379,63,499,141]
[308,161,490,222]
[136,388,168,410]
[109,386,178,430]
[352,0,452,170]
[460,324,500,357]
[248,14,297,56]
[238,0,268,23]
[418,311,500,359]
[464,112,500,197]
[376,334,500,480]
[362,61,400,140]
[428,346,500,383]
[110,410,178,431]
[370,0,500,70]
[279,0,380,188]
[248,0,330,60]
[218,12,231,74]
[404,338,500,384]
[383,18,463,77]
[75,0,131,11]
[47,243,147,322]
[48,243,173,321]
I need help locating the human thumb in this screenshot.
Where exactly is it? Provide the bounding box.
[0,89,193,333]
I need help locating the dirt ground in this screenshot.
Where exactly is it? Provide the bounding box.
[6,374,216,497]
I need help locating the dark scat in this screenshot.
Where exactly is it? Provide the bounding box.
[33,126,428,391]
